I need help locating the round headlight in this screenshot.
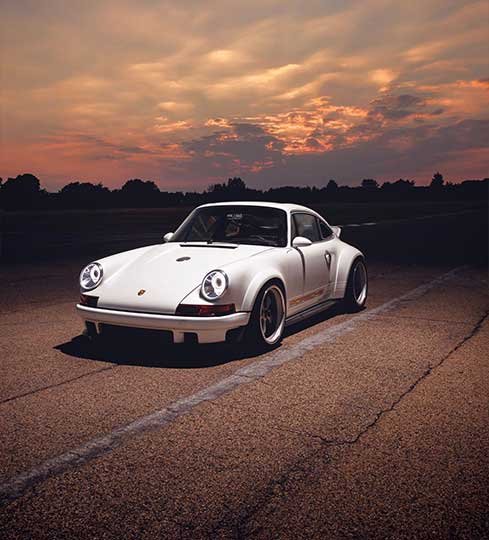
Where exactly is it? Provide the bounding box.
[80,262,103,291]
[201,270,228,301]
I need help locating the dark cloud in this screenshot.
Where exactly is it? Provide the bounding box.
[75,135,151,155]
[232,123,266,136]
[305,137,323,148]
[74,134,116,148]
[179,123,286,179]
[176,118,488,188]
[118,146,152,154]
[368,94,425,120]
[88,154,126,161]
[303,119,487,184]
[426,119,489,154]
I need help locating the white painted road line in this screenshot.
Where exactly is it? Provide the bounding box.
[0,267,465,506]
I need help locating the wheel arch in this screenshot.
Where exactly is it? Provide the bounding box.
[242,272,287,313]
[331,245,366,299]
[342,254,368,312]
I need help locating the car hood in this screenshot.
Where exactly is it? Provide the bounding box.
[96,242,272,314]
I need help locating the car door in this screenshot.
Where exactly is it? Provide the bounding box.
[290,212,331,310]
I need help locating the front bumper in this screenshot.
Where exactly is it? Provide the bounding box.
[76,304,250,344]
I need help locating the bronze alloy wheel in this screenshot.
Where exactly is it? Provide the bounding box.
[353,260,368,306]
[259,284,286,345]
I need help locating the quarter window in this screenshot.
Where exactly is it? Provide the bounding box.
[318,219,333,240]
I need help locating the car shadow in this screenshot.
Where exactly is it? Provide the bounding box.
[55,302,348,369]
[55,335,259,369]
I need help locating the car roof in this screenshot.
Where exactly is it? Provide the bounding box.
[196,201,315,213]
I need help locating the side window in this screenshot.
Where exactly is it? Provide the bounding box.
[318,219,333,240]
[293,213,321,243]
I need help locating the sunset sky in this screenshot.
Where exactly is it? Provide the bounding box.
[1,0,488,191]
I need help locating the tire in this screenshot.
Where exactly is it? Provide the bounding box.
[245,281,286,350]
[343,258,368,312]
[83,322,107,349]
[83,321,99,340]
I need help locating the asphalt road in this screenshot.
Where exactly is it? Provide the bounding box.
[1,212,488,539]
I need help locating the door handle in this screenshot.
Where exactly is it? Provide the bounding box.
[324,250,331,265]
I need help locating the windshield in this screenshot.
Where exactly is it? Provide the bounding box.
[172,205,287,247]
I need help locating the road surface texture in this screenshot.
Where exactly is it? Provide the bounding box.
[1,211,488,539]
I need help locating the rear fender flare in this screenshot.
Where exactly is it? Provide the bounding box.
[332,246,365,299]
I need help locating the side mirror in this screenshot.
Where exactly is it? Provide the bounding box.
[163,232,174,243]
[331,226,341,238]
[292,236,312,248]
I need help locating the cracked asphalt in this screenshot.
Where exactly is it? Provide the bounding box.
[1,212,488,539]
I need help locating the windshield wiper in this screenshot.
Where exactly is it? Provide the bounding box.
[180,242,238,249]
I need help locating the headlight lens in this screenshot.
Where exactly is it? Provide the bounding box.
[80,262,103,291]
[201,270,228,301]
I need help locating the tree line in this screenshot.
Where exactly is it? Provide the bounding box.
[0,172,487,211]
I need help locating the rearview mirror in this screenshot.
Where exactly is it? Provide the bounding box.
[331,226,341,238]
[163,232,174,242]
[292,236,312,248]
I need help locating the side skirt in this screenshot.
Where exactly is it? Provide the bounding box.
[285,299,338,327]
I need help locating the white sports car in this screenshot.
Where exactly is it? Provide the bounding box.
[77,202,367,348]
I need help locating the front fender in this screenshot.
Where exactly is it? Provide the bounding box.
[241,269,286,312]
[178,266,286,314]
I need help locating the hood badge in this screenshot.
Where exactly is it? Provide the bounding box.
[137,289,146,296]
[176,256,191,262]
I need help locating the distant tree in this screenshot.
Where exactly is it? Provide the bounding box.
[326,179,338,192]
[227,177,246,192]
[381,179,415,198]
[119,179,160,206]
[207,182,226,193]
[60,181,108,195]
[4,171,489,212]
[206,178,247,201]
[121,179,159,196]
[430,172,444,189]
[361,178,379,190]
[59,182,110,208]
[0,173,41,209]
[393,178,415,189]
[458,178,489,198]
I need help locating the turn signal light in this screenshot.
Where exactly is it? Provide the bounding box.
[175,303,236,317]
